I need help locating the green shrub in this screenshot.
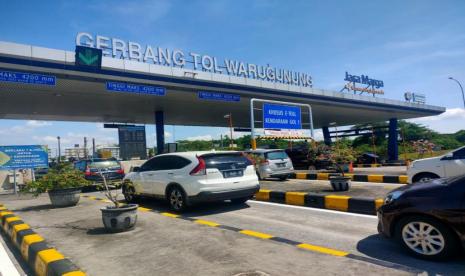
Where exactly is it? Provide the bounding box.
[329,144,357,176]
[25,163,90,196]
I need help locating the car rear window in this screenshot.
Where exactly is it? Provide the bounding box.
[88,160,120,168]
[265,151,289,160]
[202,153,252,170]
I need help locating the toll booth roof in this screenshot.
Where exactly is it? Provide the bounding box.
[0,41,445,128]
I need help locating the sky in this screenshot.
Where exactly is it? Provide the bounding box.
[0,0,464,155]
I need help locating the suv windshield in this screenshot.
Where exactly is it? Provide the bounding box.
[266,151,289,160]
[88,160,120,169]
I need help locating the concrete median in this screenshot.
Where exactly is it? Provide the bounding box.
[0,204,85,276]
[290,172,408,184]
[254,190,384,215]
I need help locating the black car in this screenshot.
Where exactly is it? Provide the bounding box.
[74,159,125,184]
[285,147,332,170]
[378,175,465,260]
[356,152,383,164]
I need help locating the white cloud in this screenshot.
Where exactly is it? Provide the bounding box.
[9,125,29,133]
[412,108,465,122]
[185,135,213,141]
[33,135,71,144]
[408,108,465,133]
[26,120,52,128]
[0,120,53,135]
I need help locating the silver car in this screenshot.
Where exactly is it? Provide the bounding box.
[246,149,294,180]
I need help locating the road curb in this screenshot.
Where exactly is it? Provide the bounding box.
[255,190,384,215]
[290,172,408,184]
[0,204,86,276]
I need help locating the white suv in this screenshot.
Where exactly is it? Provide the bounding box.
[122,151,260,211]
[407,146,465,183]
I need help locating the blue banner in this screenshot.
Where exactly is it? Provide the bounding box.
[0,145,49,170]
[198,91,240,102]
[0,70,56,86]
[263,103,302,130]
[106,81,166,96]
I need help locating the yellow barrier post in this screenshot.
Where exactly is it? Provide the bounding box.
[251,138,257,150]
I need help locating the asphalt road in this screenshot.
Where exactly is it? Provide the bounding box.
[1,192,464,275]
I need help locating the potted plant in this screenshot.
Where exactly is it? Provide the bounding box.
[328,144,356,191]
[307,143,333,171]
[25,163,89,207]
[99,171,138,232]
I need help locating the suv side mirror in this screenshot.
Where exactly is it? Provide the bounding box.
[441,153,454,160]
[132,166,141,172]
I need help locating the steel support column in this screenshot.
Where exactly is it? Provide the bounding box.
[155,111,165,155]
[388,118,398,161]
[322,126,332,146]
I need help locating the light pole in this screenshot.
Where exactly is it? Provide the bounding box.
[224,113,233,149]
[57,136,61,163]
[448,77,465,108]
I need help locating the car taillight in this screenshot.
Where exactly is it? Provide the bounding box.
[85,166,91,176]
[190,156,206,175]
[116,168,124,174]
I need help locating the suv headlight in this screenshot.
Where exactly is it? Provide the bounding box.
[384,191,403,205]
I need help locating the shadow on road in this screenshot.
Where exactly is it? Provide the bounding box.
[12,203,54,212]
[357,234,465,275]
[87,227,113,235]
[135,197,252,217]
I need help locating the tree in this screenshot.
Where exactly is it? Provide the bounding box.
[454,130,465,143]
[398,121,435,141]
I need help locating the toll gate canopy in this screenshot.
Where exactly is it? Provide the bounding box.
[0,41,445,129]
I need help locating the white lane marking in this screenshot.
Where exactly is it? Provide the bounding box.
[250,200,378,219]
[0,240,21,276]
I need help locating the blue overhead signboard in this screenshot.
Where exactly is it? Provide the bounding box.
[198,91,240,102]
[106,81,166,96]
[0,145,49,170]
[263,103,302,130]
[0,70,56,86]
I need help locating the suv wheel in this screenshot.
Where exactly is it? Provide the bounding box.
[168,186,187,212]
[396,216,459,260]
[123,185,138,203]
[414,173,439,183]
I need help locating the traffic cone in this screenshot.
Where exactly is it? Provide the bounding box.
[349,162,354,173]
